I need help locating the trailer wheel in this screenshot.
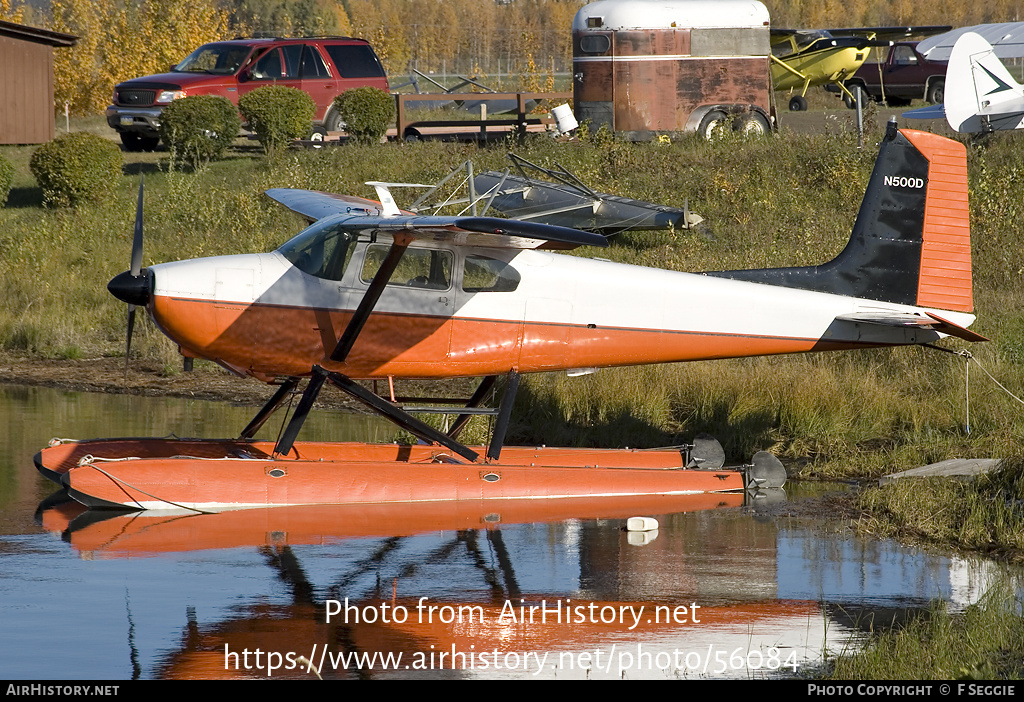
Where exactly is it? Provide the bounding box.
[734,112,770,137]
[307,126,328,148]
[697,110,730,140]
[788,96,808,112]
[926,79,944,105]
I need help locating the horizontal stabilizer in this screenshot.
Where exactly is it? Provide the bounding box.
[902,104,945,120]
[924,312,988,342]
[265,189,386,221]
[833,311,986,342]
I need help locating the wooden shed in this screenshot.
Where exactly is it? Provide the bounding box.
[0,20,77,145]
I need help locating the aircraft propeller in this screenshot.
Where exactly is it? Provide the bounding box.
[107,179,153,374]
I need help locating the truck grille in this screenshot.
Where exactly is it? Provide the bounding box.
[118,90,156,106]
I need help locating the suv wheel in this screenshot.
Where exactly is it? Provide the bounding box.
[926,79,944,105]
[323,109,346,133]
[121,132,159,152]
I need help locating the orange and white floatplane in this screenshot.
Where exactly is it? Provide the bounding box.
[35,120,983,512]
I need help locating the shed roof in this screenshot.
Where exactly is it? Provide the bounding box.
[0,19,77,47]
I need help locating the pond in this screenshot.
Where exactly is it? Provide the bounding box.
[0,384,1016,680]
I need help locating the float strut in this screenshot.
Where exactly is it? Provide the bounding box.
[275,369,328,456]
[486,370,519,461]
[240,378,299,440]
[446,375,498,440]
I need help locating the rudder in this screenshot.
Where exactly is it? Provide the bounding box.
[705,120,972,313]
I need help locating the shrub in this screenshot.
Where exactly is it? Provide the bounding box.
[334,87,395,144]
[159,95,241,168]
[0,152,13,206]
[29,132,123,207]
[238,85,316,154]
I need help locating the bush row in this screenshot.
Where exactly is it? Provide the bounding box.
[10,86,395,208]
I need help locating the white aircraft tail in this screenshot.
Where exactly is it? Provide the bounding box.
[945,31,1024,133]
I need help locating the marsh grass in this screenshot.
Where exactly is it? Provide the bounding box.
[2,126,1024,478]
[822,583,1024,679]
[854,458,1024,559]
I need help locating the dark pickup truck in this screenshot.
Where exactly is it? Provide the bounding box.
[833,42,947,107]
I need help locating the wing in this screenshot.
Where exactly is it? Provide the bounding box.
[917,22,1024,61]
[265,188,609,249]
[472,171,698,233]
[827,25,952,41]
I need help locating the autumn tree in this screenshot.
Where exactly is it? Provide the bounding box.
[48,0,232,115]
[228,0,352,37]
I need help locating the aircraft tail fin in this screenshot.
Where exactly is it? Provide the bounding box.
[706,120,973,314]
[945,31,1024,133]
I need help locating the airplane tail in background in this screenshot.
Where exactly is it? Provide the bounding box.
[945,31,1024,133]
[707,120,973,315]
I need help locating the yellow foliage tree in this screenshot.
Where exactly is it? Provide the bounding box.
[1,0,25,23]
[48,0,232,116]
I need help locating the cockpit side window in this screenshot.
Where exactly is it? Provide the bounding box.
[278,222,357,281]
[360,244,452,289]
[462,255,520,292]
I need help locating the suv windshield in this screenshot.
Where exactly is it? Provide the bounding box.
[174,43,254,74]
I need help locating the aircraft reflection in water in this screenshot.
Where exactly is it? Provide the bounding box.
[39,490,821,680]
[34,480,1015,679]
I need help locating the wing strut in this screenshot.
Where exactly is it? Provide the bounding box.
[331,237,410,362]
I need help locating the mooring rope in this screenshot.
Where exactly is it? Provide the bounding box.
[85,463,215,514]
[923,344,1024,434]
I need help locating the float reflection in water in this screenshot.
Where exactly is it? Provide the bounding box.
[36,487,835,680]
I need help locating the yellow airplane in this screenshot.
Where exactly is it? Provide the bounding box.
[771,26,951,111]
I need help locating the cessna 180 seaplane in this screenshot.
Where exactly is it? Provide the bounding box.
[36,121,982,512]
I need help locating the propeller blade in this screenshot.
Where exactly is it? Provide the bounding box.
[130,177,144,277]
[122,177,145,378]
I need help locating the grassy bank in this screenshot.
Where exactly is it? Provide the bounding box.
[820,584,1024,679]
[2,121,1024,481]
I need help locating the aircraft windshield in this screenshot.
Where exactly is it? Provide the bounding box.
[278,219,358,281]
[174,43,254,74]
[772,30,832,58]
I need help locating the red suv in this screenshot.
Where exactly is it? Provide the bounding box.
[107,37,389,151]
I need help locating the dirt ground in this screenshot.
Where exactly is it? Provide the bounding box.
[0,351,485,413]
[0,352,324,408]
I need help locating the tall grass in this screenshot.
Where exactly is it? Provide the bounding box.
[822,583,1024,679]
[2,127,1024,478]
[854,458,1024,558]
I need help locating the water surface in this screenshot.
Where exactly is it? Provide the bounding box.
[0,385,1015,680]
